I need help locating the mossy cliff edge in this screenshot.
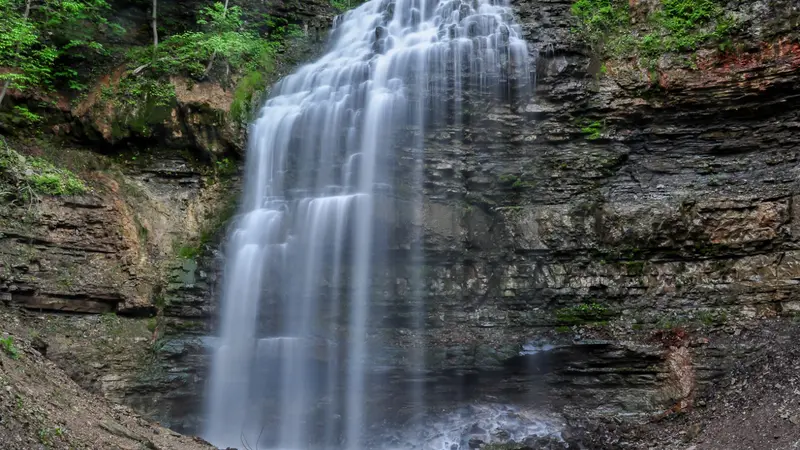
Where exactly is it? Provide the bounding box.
[0,0,341,437]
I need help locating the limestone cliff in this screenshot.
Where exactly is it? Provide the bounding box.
[0,0,798,447]
[399,0,800,420]
[0,0,337,436]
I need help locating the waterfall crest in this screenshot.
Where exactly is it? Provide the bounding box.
[204,0,532,448]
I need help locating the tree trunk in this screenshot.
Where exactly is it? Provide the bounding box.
[203,0,231,77]
[152,0,158,56]
[0,0,33,108]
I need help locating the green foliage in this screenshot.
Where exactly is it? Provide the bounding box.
[555,302,613,326]
[0,138,87,200]
[27,159,85,195]
[118,3,305,122]
[0,336,19,359]
[12,105,42,125]
[0,0,119,99]
[215,157,236,176]
[571,0,634,55]
[331,0,366,13]
[571,0,736,64]
[146,317,158,333]
[128,4,282,79]
[112,77,176,109]
[37,426,64,445]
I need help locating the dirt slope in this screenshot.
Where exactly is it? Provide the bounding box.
[0,321,216,450]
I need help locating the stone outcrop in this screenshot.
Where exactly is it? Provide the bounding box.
[0,144,231,315]
[129,0,800,433]
[0,310,216,450]
[0,0,334,437]
[388,0,800,420]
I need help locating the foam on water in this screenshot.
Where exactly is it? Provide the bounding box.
[378,404,563,450]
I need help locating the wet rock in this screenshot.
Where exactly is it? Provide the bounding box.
[469,438,485,448]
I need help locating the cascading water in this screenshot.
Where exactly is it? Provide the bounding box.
[204,0,533,448]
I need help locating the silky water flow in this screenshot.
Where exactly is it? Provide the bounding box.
[204,1,533,448]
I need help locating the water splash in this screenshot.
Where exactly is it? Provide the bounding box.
[204,0,532,448]
[378,404,563,450]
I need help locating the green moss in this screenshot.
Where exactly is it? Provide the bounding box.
[696,310,727,326]
[199,189,239,245]
[499,174,519,184]
[580,120,605,140]
[622,260,646,275]
[555,302,614,326]
[231,70,268,121]
[29,172,86,195]
[498,173,534,191]
[177,245,200,260]
[0,139,88,199]
[103,77,176,139]
[656,316,691,330]
[480,444,528,450]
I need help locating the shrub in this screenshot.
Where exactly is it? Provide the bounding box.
[0,336,19,359]
[571,0,736,64]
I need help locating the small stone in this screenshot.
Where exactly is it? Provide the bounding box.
[790,415,800,425]
[468,438,484,449]
[685,423,702,441]
[31,336,48,356]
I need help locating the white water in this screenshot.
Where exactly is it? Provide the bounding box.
[204,0,532,448]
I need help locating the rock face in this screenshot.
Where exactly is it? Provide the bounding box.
[0,0,335,436]
[1,0,799,443]
[0,142,232,432]
[391,0,800,420]
[0,146,229,315]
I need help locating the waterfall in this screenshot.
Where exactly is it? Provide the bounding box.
[204,0,532,448]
